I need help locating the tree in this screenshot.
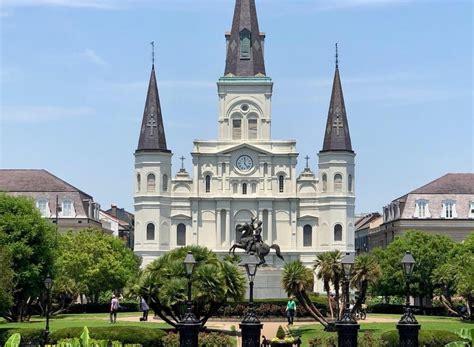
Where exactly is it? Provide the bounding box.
[432,233,474,320]
[350,254,381,313]
[0,194,57,322]
[313,251,343,319]
[129,246,246,328]
[282,260,329,328]
[371,230,454,304]
[55,228,141,304]
[0,233,13,316]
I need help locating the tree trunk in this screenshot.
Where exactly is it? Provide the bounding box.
[296,292,328,328]
[352,280,368,314]
[326,291,334,319]
[334,279,340,320]
[300,291,329,326]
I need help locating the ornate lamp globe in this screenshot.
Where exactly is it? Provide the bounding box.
[401,251,416,277]
[184,251,196,276]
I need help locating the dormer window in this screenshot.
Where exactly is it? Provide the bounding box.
[414,199,430,218]
[442,200,457,219]
[36,199,50,217]
[61,199,74,217]
[240,29,251,60]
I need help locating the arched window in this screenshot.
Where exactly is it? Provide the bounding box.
[263,163,268,175]
[205,175,211,193]
[251,183,257,194]
[146,223,155,240]
[147,174,156,192]
[348,174,353,192]
[334,224,343,241]
[334,174,343,192]
[232,119,242,140]
[322,174,327,192]
[303,225,312,247]
[248,118,258,140]
[36,199,50,217]
[279,175,284,193]
[242,183,247,195]
[137,174,141,192]
[162,174,168,192]
[233,183,238,194]
[177,223,186,246]
[62,199,74,217]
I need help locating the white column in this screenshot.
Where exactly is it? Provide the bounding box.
[268,209,273,244]
[216,209,222,248]
[225,209,231,246]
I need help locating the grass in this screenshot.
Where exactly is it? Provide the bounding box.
[290,314,473,345]
[0,312,170,332]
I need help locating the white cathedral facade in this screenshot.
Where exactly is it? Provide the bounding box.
[134,0,355,294]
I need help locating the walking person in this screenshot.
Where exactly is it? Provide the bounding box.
[110,294,119,323]
[286,295,296,325]
[140,297,149,321]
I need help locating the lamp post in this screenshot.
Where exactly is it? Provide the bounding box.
[336,252,360,347]
[239,253,262,347]
[177,251,201,347]
[43,274,53,347]
[397,251,420,347]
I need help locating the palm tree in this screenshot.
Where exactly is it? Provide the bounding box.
[314,251,343,319]
[350,254,382,314]
[314,252,335,319]
[282,260,329,328]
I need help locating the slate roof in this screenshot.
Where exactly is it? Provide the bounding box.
[321,64,353,153]
[409,173,474,195]
[224,0,266,77]
[136,65,170,153]
[0,169,91,197]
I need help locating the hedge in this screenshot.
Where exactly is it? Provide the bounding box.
[368,303,446,316]
[381,330,464,347]
[50,326,166,347]
[66,303,139,314]
[0,328,44,345]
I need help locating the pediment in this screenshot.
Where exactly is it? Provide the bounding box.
[171,213,192,220]
[219,143,272,155]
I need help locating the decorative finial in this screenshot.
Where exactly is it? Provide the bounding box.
[180,156,185,170]
[305,155,310,169]
[150,41,155,65]
[335,43,339,68]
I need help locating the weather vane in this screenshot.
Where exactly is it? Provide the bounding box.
[150,41,155,65]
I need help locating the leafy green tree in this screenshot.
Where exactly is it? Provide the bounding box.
[129,246,245,328]
[282,260,329,328]
[371,230,453,304]
[0,194,57,322]
[350,254,381,313]
[313,250,343,319]
[0,232,13,316]
[432,233,474,320]
[55,228,141,303]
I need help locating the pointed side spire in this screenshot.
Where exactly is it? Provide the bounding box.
[321,46,353,153]
[224,0,266,77]
[136,64,170,153]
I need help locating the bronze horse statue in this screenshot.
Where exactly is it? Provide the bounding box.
[229,219,284,265]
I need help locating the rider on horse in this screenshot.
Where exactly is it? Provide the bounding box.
[246,220,263,253]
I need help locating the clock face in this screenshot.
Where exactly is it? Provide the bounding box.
[236,155,254,172]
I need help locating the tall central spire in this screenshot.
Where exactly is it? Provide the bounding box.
[224,0,266,77]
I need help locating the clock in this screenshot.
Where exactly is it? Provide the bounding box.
[236,155,254,172]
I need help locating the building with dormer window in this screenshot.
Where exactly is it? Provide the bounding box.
[133,0,356,296]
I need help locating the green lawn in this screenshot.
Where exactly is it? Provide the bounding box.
[0,312,170,331]
[291,314,473,344]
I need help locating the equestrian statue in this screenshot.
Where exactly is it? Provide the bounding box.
[229,217,284,265]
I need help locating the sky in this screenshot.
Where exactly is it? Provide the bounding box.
[0,0,472,214]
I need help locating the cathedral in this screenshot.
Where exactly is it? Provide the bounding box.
[134,0,355,294]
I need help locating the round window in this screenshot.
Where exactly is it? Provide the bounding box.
[240,104,249,112]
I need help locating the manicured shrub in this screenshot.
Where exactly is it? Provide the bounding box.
[381,330,463,347]
[160,332,232,347]
[358,331,383,347]
[0,328,44,345]
[50,326,166,347]
[276,326,286,340]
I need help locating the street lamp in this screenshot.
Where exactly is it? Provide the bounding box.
[177,251,201,347]
[336,252,360,347]
[239,253,263,347]
[43,274,53,347]
[397,251,420,347]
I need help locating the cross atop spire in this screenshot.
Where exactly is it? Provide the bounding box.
[224,0,266,77]
[136,60,170,153]
[150,41,155,65]
[321,46,353,153]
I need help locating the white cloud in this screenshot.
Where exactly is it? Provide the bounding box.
[1,106,95,123]
[82,48,108,67]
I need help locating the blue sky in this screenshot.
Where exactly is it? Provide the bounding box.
[1,0,472,214]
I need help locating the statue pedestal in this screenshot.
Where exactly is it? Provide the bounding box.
[249,266,286,299]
